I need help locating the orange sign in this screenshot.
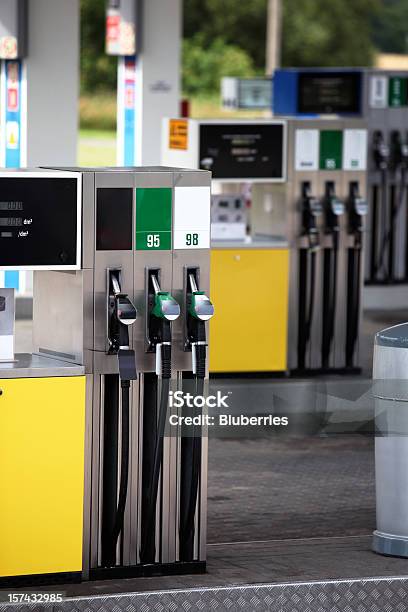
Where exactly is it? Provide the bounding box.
[169,119,188,150]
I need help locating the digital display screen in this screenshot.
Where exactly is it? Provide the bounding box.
[97,188,133,251]
[0,178,79,268]
[0,218,22,227]
[199,123,285,180]
[298,71,362,115]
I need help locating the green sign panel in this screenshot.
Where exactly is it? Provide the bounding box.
[319,130,343,170]
[388,77,408,107]
[136,188,172,250]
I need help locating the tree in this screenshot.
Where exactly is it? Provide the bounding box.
[184,0,379,73]
[184,0,268,69]
[371,0,408,54]
[81,0,117,92]
[183,35,255,96]
[81,0,381,94]
[282,0,379,67]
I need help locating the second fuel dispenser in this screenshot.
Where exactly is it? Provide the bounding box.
[250,118,368,374]
[162,117,368,375]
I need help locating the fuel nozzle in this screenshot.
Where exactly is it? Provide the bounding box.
[148,273,180,378]
[301,182,322,247]
[108,271,137,382]
[186,272,214,378]
[108,272,137,353]
[390,130,408,171]
[347,182,367,238]
[323,181,344,234]
[373,130,390,171]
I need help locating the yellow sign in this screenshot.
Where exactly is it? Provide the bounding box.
[169,119,188,150]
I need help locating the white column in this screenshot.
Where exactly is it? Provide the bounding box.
[25,0,79,166]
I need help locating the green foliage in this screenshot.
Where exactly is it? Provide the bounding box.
[182,35,256,96]
[371,0,408,54]
[184,0,268,70]
[282,0,380,67]
[184,0,380,75]
[81,0,117,92]
[80,0,402,99]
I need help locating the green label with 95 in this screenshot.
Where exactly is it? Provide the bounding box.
[136,188,172,250]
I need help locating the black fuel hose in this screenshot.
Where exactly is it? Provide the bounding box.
[305,242,317,350]
[180,344,206,562]
[375,166,406,278]
[346,241,362,368]
[108,379,130,563]
[322,232,339,370]
[140,344,172,562]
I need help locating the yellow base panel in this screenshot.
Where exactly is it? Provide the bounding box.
[210,248,290,373]
[0,376,86,578]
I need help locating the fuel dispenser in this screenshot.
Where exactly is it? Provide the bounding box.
[279,119,368,374]
[272,67,408,306]
[162,118,367,375]
[0,166,212,585]
[162,118,290,374]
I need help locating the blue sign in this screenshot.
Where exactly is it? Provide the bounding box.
[273,68,363,117]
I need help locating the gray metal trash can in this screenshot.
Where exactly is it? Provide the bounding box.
[373,323,408,557]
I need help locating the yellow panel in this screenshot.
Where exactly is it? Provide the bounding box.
[210,249,289,372]
[0,376,86,578]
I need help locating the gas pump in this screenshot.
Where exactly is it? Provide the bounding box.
[162,117,367,375]
[288,120,368,375]
[0,166,212,584]
[162,118,290,375]
[272,67,408,307]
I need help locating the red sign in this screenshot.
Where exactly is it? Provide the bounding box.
[7,89,18,112]
[106,14,120,43]
[7,62,19,113]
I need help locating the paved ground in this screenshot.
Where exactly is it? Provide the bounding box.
[207,436,375,544]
